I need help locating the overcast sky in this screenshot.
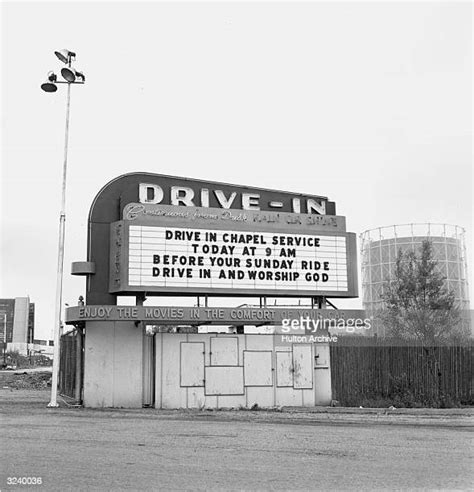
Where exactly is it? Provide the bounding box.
[2,1,472,340]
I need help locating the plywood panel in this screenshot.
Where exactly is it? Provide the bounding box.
[180,342,204,387]
[274,342,292,351]
[302,388,315,407]
[293,344,313,389]
[315,344,330,367]
[245,335,274,351]
[185,334,212,365]
[161,334,187,408]
[203,394,217,408]
[236,335,245,368]
[205,366,244,395]
[275,387,303,407]
[210,337,238,365]
[276,351,293,387]
[244,351,273,386]
[187,387,205,409]
[246,386,275,408]
[217,395,246,408]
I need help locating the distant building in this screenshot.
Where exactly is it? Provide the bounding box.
[360,224,470,336]
[0,297,34,344]
[0,297,51,356]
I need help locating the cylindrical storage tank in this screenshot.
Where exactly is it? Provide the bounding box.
[360,224,470,336]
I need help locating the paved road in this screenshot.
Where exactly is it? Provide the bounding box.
[1,391,473,491]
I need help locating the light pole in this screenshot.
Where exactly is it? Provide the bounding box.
[41,49,85,407]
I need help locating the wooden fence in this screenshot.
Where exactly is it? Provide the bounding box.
[330,339,473,407]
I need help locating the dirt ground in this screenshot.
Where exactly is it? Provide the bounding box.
[1,388,473,491]
[0,369,52,390]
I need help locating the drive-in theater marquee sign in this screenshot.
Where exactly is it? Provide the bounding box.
[67,173,359,409]
[89,173,359,300]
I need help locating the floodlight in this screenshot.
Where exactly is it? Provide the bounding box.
[54,49,76,64]
[61,67,85,83]
[41,72,58,92]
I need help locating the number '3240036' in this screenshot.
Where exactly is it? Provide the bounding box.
[7,477,42,485]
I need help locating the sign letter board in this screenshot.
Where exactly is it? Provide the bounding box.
[109,204,358,298]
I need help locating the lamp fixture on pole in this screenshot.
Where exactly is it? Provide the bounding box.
[54,49,76,64]
[41,49,85,408]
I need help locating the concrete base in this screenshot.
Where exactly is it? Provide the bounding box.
[83,321,143,408]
